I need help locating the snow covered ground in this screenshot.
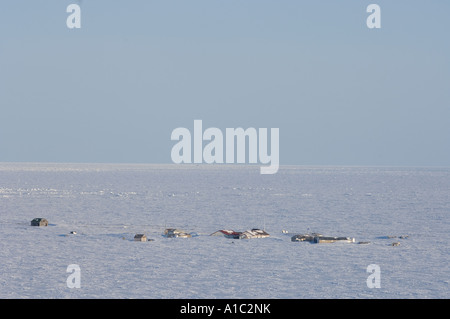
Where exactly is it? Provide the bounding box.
[0,163,449,298]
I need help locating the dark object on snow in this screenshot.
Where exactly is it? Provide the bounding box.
[31,218,48,226]
[291,234,314,242]
[291,232,323,242]
[134,234,147,241]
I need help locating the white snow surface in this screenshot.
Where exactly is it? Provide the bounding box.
[0,163,449,299]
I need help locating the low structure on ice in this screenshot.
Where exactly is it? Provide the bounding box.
[210,229,242,239]
[314,236,355,243]
[380,235,409,239]
[239,228,270,239]
[210,228,270,239]
[291,233,320,242]
[163,228,192,238]
[291,233,355,243]
[134,234,147,242]
[31,218,48,227]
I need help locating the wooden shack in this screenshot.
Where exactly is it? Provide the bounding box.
[31,218,48,226]
[134,234,147,242]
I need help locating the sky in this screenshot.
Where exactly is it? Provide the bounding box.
[0,0,449,166]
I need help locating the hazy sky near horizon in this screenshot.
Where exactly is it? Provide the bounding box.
[1,0,449,166]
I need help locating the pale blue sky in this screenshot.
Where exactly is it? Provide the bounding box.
[1,0,449,166]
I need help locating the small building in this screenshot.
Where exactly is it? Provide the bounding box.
[134,234,147,241]
[314,236,355,244]
[239,228,270,239]
[163,228,192,238]
[31,218,48,226]
[291,233,355,244]
[291,234,315,242]
[210,230,242,239]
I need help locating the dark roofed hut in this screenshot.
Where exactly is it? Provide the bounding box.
[31,218,48,226]
[134,234,147,242]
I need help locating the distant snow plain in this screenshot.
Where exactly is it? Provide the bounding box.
[0,163,448,298]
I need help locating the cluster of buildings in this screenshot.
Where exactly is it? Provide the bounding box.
[31,217,363,245]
